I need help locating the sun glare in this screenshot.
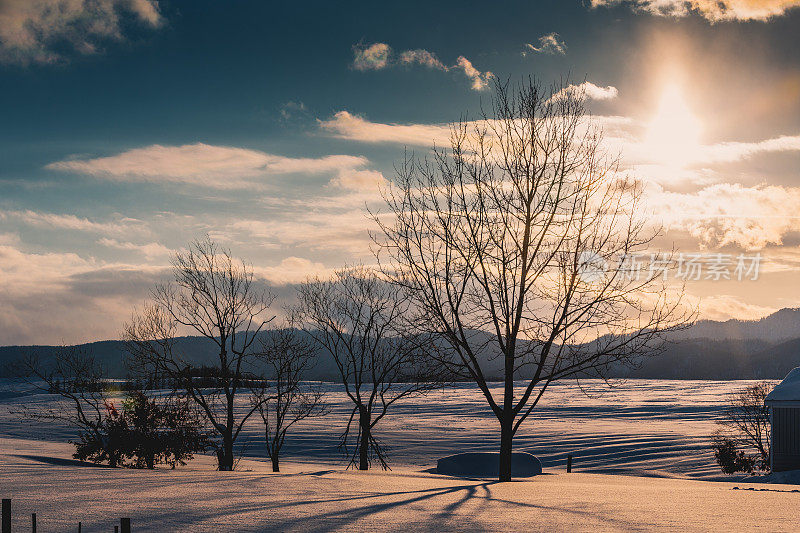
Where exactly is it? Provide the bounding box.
[644,84,703,167]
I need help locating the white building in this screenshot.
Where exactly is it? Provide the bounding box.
[765,367,800,472]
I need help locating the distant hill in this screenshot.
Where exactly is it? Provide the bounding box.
[671,308,800,343]
[2,309,800,380]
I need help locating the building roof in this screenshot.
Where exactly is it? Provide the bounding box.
[766,367,800,403]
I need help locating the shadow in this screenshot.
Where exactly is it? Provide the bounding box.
[254,478,640,532]
[14,454,113,468]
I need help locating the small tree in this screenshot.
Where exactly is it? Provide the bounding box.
[11,346,126,467]
[713,381,772,473]
[294,266,442,470]
[122,391,210,469]
[252,328,327,472]
[124,237,276,470]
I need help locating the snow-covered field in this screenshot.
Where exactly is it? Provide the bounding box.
[2,438,799,532]
[3,379,798,531]
[0,379,778,477]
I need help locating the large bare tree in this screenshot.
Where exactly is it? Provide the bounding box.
[375,78,691,481]
[124,237,275,470]
[294,266,442,470]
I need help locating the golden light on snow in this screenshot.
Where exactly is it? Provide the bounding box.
[644,83,703,168]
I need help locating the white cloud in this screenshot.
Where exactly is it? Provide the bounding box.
[351,42,492,91]
[352,42,391,71]
[319,111,452,146]
[693,295,777,321]
[646,183,800,250]
[524,33,567,55]
[47,143,372,189]
[590,0,800,21]
[399,49,447,69]
[550,81,619,103]
[329,169,387,191]
[256,257,333,285]
[454,56,493,91]
[97,238,170,259]
[0,209,147,237]
[0,0,162,65]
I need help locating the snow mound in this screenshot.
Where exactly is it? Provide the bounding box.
[436,452,542,478]
[765,367,800,403]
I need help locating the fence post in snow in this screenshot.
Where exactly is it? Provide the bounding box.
[32,512,36,533]
[567,454,573,473]
[2,499,10,533]
[121,517,131,533]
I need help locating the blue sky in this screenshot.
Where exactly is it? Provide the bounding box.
[1,0,800,344]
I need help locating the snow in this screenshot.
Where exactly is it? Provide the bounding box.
[0,378,780,479]
[436,452,542,477]
[2,379,798,530]
[765,367,800,403]
[1,438,799,532]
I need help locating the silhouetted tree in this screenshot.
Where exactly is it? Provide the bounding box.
[12,346,126,467]
[375,78,691,481]
[252,328,327,472]
[294,266,442,470]
[714,381,772,472]
[124,237,276,470]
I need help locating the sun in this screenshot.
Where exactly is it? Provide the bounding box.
[644,83,703,167]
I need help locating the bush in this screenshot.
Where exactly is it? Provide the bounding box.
[73,391,209,468]
[711,435,757,475]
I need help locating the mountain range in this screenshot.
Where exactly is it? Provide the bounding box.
[2,308,800,381]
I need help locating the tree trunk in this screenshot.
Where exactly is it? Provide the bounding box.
[358,406,370,471]
[218,433,234,471]
[272,455,280,472]
[499,414,513,482]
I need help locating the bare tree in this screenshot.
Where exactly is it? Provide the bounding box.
[124,237,275,470]
[374,78,691,481]
[294,266,442,470]
[11,346,125,467]
[252,327,327,472]
[716,381,772,471]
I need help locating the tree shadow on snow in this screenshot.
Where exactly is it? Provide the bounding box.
[255,480,638,531]
[14,454,113,468]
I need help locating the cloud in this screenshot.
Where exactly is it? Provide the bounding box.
[351,42,493,91]
[329,169,387,191]
[589,0,800,21]
[279,101,308,121]
[695,295,777,321]
[97,238,170,259]
[524,33,567,55]
[550,81,619,103]
[0,0,163,65]
[319,111,452,146]
[352,42,391,71]
[398,49,447,69]
[0,209,147,237]
[647,183,800,250]
[47,143,372,189]
[697,135,800,164]
[256,257,333,285]
[454,56,493,91]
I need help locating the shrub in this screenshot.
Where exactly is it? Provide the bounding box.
[73,391,209,468]
[711,435,757,475]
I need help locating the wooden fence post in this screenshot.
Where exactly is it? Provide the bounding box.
[32,512,37,533]
[567,454,573,473]
[2,498,10,533]
[78,521,82,532]
[115,526,119,533]
[120,517,131,533]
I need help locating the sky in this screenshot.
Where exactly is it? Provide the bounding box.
[1,0,799,345]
